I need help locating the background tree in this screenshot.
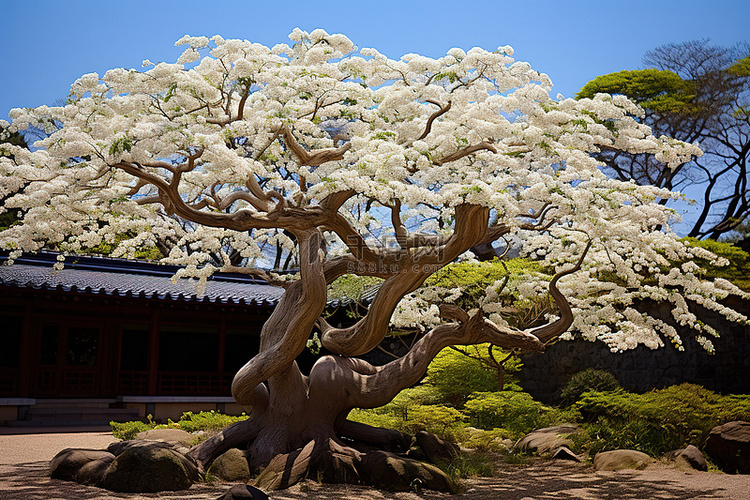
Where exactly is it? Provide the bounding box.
[577,40,750,240]
[1,31,744,490]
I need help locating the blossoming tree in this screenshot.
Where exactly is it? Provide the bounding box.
[1,30,746,489]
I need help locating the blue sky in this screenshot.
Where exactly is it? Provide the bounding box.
[2,0,747,120]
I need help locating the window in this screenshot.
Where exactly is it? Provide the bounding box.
[225,328,260,373]
[120,324,149,371]
[0,316,22,368]
[158,325,218,372]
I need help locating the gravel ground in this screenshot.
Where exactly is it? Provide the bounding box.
[1,430,749,499]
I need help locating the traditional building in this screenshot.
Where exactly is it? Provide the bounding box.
[0,252,282,426]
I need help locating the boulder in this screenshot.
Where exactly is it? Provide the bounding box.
[594,449,653,471]
[135,428,195,447]
[515,424,579,455]
[49,448,115,482]
[75,455,115,485]
[216,483,269,500]
[360,450,458,493]
[414,431,459,463]
[107,439,175,457]
[704,420,750,474]
[551,446,582,462]
[102,441,200,492]
[667,445,707,471]
[208,448,252,482]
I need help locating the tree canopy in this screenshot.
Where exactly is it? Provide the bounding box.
[1,30,747,489]
[577,40,750,239]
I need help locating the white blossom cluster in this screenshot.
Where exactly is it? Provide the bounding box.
[1,30,744,353]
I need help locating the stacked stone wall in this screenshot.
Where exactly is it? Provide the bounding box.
[520,298,750,403]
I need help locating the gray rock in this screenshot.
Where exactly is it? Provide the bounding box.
[135,428,196,447]
[360,450,458,493]
[216,484,269,499]
[515,424,579,455]
[704,420,750,474]
[107,439,175,456]
[551,446,581,462]
[668,445,707,471]
[49,448,115,481]
[414,430,459,463]
[594,449,653,471]
[102,441,200,492]
[75,455,115,485]
[208,448,251,482]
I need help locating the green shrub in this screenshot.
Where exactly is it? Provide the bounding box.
[459,427,516,452]
[560,368,622,407]
[110,411,248,441]
[168,410,248,432]
[464,391,576,437]
[425,346,502,405]
[575,383,750,456]
[110,418,156,440]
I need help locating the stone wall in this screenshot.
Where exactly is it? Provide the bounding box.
[520,297,750,403]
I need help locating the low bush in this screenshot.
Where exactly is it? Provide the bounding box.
[575,383,750,456]
[464,391,577,437]
[110,410,248,441]
[560,368,622,407]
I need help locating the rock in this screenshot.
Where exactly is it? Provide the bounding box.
[414,431,459,463]
[704,420,750,474]
[216,483,270,499]
[49,448,115,482]
[515,424,579,455]
[594,450,653,471]
[667,445,707,471]
[551,446,581,462]
[135,428,196,447]
[75,455,115,485]
[102,441,200,492]
[254,441,315,491]
[208,448,252,482]
[107,439,175,456]
[360,450,458,493]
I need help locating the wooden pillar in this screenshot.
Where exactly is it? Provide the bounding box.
[147,309,160,395]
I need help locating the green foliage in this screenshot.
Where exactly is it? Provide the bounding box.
[683,237,750,291]
[575,384,750,456]
[327,274,383,303]
[439,451,495,480]
[349,384,466,440]
[560,369,622,407]
[425,345,502,405]
[110,416,156,441]
[728,56,750,77]
[464,391,576,437]
[110,410,248,441]
[425,258,545,307]
[576,69,697,114]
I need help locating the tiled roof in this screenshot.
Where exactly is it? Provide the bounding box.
[0,253,283,307]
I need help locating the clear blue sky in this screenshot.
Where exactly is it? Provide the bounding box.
[2,0,747,120]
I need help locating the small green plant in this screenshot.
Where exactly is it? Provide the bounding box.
[440,450,495,479]
[110,411,248,440]
[560,368,622,407]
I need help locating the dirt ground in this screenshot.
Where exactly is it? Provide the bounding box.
[1,430,749,499]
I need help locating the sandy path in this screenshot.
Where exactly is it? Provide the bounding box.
[1,431,748,499]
